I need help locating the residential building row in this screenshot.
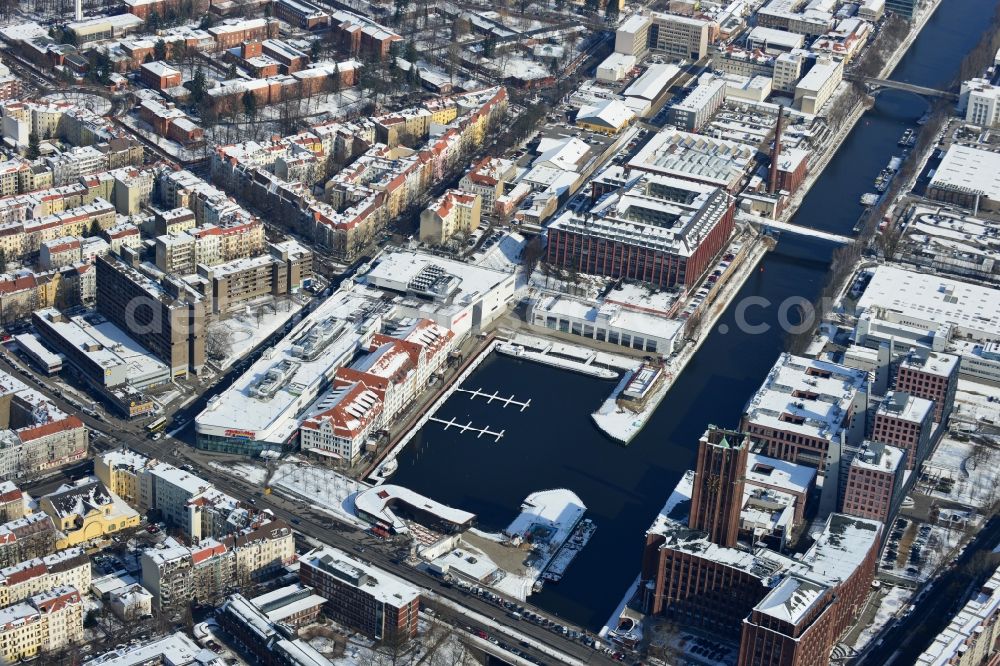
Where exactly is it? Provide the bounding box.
[0,371,88,481]
[211,87,509,262]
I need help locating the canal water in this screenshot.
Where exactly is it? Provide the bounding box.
[391,0,1000,630]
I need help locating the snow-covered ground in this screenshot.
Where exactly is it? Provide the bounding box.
[471,232,526,272]
[921,433,1000,510]
[592,368,663,444]
[953,379,1000,425]
[212,459,370,528]
[269,462,370,528]
[852,585,912,650]
[207,297,305,370]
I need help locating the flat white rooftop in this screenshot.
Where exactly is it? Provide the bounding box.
[628,127,754,188]
[302,547,419,607]
[876,390,933,425]
[33,308,168,385]
[929,144,1000,201]
[745,453,816,495]
[744,353,867,441]
[855,264,1000,341]
[196,287,385,444]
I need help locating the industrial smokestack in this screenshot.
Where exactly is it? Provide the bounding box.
[768,106,784,195]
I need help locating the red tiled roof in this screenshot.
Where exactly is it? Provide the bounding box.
[17,416,84,443]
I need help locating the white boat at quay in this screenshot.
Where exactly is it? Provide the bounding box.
[496,342,617,380]
[379,458,398,477]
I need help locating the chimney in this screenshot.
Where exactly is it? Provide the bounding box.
[768,106,784,195]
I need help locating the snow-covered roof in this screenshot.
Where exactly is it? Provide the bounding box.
[505,489,586,539]
[929,143,1000,201]
[300,546,418,607]
[876,390,933,425]
[623,63,681,101]
[743,353,867,442]
[85,632,218,666]
[754,574,828,623]
[534,137,592,172]
[353,484,475,533]
[745,453,816,496]
[856,264,1000,341]
[917,563,1000,665]
[196,288,384,445]
[576,99,635,131]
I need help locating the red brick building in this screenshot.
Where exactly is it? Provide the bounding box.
[689,427,748,548]
[841,440,906,527]
[299,547,419,640]
[209,18,279,50]
[544,174,736,289]
[773,147,810,194]
[737,514,881,666]
[740,354,869,472]
[273,0,330,30]
[871,390,934,470]
[330,9,402,60]
[139,61,182,91]
[894,349,959,424]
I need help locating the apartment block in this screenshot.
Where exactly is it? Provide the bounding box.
[0,483,24,523]
[917,562,1000,665]
[419,189,482,245]
[140,519,293,610]
[197,241,312,314]
[328,10,402,59]
[648,12,714,60]
[871,391,934,470]
[95,254,206,378]
[0,586,83,663]
[894,349,959,424]
[458,157,516,213]
[299,547,420,640]
[841,440,906,527]
[0,549,89,608]
[0,372,88,481]
[0,513,58,570]
[139,61,182,91]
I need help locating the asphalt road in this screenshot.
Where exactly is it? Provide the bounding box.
[2,349,614,666]
[857,516,1000,665]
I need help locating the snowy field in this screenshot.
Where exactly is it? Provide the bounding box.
[954,379,1000,424]
[471,232,526,273]
[921,434,1000,510]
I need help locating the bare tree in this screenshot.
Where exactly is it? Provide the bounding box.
[205,325,234,362]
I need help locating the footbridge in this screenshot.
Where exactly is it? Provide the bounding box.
[845,73,957,100]
[754,219,853,244]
